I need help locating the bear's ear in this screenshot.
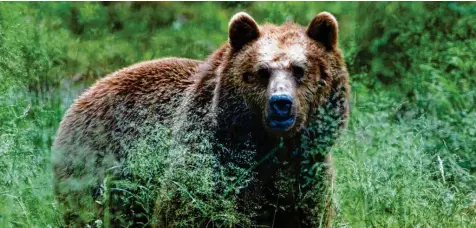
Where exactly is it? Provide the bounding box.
[306,12,339,50]
[228,12,260,51]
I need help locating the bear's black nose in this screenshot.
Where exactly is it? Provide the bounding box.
[269,94,293,117]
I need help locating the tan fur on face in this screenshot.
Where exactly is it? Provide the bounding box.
[221,21,344,137]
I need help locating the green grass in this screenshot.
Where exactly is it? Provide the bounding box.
[333,92,475,227]
[0,2,475,227]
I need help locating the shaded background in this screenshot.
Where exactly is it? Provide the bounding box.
[0,2,475,227]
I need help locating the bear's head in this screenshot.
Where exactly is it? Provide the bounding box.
[219,12,346,138]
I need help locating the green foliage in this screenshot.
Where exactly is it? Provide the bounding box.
[0,2,475,227]
[333,92,475,227]
[351,2,476,175]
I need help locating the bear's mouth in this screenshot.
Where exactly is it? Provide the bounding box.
[267,114,296,131]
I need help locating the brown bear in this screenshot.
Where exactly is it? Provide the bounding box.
[52,11,349,228]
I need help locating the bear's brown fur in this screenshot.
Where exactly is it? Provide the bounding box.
[53,12,349,227]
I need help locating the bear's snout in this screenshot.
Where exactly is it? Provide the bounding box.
[267,94,296,131]
[270,94,293,116]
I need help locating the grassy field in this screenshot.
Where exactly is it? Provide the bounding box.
[0,2,475,227]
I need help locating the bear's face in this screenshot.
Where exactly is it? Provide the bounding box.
[223,12,342,138]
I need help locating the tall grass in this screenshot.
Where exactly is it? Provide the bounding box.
[333,92,475,227]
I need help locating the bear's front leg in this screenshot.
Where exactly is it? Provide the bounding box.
[297,152,335,228]
[285,133,335,228]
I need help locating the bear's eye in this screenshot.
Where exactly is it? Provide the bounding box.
[292,66,305,81]
[242,72,252,83]
[257,68,271,84]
